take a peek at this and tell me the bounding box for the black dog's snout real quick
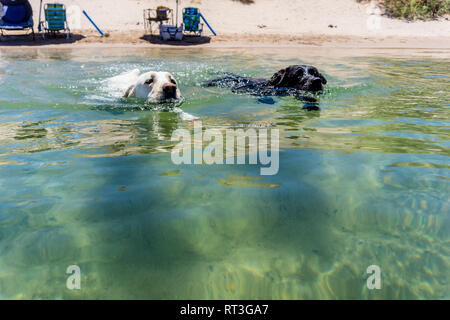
[310,78,324,91]
[163,83,177,98]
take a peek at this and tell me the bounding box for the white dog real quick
[109,69,181,103]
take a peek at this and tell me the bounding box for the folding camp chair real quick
[182,7,203,36]
[143,6,174,35]
[0,0,35,40]
[39,3,70,39]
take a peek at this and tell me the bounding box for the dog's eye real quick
[145,79,153,85]
[295,69,304,77]
[170,79,177,85]
[308,68,317,76]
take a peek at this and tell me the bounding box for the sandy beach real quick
[0,0,447,48]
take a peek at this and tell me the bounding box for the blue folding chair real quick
[182,7,203,36]
[39,3,70,39]
[0,0,35,40]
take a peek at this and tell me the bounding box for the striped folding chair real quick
[182,7,203,36]
[39,3,70,39]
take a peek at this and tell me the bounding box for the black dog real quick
[204,65,327,105]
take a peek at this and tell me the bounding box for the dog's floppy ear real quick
[123,85,136,98]
[269,68,288,87]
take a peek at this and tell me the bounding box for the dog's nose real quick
[163,83,177,98]
[309,78,323,92]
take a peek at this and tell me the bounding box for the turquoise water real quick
[0,48,448,299]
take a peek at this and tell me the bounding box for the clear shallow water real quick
[0,48,448,299]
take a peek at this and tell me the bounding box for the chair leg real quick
[66,22,70,39]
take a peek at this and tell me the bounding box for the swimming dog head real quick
[123,71,181,103]
[268,65,327,92]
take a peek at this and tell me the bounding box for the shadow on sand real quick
[0,33,85,46]
[140,34,211,46]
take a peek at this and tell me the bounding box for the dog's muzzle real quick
[163,83,178,99]
[307,77,324,92]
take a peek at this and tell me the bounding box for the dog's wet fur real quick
[204,65,327,105]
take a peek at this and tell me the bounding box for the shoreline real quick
[1,31,450,50]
